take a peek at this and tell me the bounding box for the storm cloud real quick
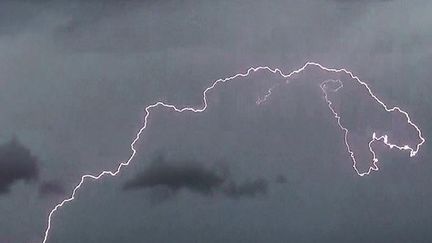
[123,156,226,194]
[123,156,268,200]
[39,179,66,197]
[0,137,39,194]
[0,0,431,242]
[223,178,268,199]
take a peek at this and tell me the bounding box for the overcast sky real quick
[0,0,431,242]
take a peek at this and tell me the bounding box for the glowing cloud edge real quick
[40,61,425,243]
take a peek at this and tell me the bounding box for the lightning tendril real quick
[41,61,425,243]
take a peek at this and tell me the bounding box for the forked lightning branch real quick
[41,61,425,243]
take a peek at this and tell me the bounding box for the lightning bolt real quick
[41,61,425,243]
[319,78,423,176]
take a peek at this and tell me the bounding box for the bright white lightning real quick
[41,61,425,243]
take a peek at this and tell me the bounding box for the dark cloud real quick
[123,156,268,200]
[39,179,65,197]
[223,179,268,199]
[0,137,39,194]
[123,156,226,195]
[275,174,287,184]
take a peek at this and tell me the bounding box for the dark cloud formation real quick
[39,179,65,197]
[0,0,430,242]
[223,178,267,199]
[0,137,39,194]
[275,174,287,184]
[123,156,268,200]
[123,156,226,194]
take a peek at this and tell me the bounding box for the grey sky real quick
[0,0,431,242]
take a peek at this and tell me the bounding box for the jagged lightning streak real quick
[41,61,425,243]
[320,79,390,176]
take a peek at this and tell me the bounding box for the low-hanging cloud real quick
[39,179,66,197]
[0,137,39,194]
[223,179,268,199]
[123,156,268,200]
[123,156,226,195]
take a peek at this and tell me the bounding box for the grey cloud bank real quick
[0,138,38,194]
[123,155,268,200]
[0,0,431,242]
